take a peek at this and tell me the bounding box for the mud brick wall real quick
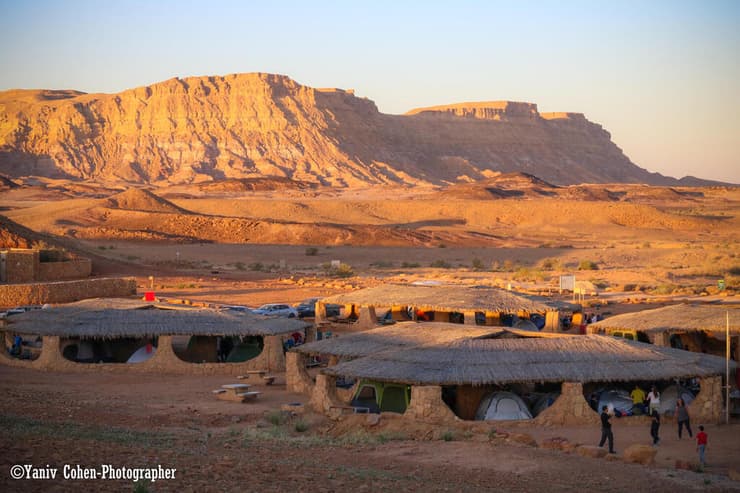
[38,259,92,281]
[0,277,137,308]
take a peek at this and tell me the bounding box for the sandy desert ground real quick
[1,179,739,491]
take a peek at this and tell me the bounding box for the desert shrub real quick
[512,267,545,282]
[370,260,394,268]
[578,260,599,270]
[266,411,287,426]
[441,430,455,442]
[430,260,452,269]
[503,259,516,271]
[539,257,560,270]
[97,245,107,250]
[652,284,678,295]
[437,243,447,248]
[305,247,319,256]
[133,483,151,493]
[248,262,264,271]
[491,260,502,271]
[729,266,740,276]
[471,258,484,271]
[294,420,309,433]
[401,261,420,268]
[233,262,246,271]
[322,263,354,278]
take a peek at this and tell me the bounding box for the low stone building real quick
[1,298,308,374]
[314,284,576,333]
[290,324,734,425]
[0,248,92,283]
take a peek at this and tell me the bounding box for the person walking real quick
[696,425,708,468]
[646,386,661,414]
[676,397,693,439]
[650,410,661,446]
[598,405,615,453]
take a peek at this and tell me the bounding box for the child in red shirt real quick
[696,425,708,468]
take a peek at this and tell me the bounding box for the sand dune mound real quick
[101,189,189,214]
[438,172,560,199]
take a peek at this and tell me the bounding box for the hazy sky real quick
[1,0,738,183]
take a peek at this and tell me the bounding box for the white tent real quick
[126,344,156,364]
[475,391,533,420]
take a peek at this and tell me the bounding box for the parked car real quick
[295,298,341,318]
[251,303,298,318]
[295,298,321,318]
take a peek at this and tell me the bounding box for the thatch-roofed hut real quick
[1,298,308,374]
[294,325,734,426]
[588,304,740,360]
[322,335,731,386]
[315,284,575,331]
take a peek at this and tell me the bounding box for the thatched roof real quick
[2,298,308,338]
[590,304,740,336]
[322,334,735,386]
[320,284,574,313]
[294,322,504,358]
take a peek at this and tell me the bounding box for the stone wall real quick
[2,250,38,283]
[404,385,458,423]
[0,277,136,308]
[38,259,92,281]
[286,351,315,394]
[308,374,346,413]
[534,382,600,426]
[0,334,286,374]
[691,375,724,424]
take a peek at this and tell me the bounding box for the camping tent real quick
[126,344,156,363]
[597,389,634,416]
[658,385,695,416]
[475,391,533,420]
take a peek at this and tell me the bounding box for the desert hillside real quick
[0,73,695,187]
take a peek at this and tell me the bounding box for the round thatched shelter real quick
[315,284,576,331]
[588,304,740,360]
[290,323,734,425]
[1,298,309,374]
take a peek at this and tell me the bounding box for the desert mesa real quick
[0,72,725,188]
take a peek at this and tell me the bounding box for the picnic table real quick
[213,383,261,402]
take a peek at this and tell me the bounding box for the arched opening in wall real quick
[348,380,411,414]
[173,335,264,363]
[2,332,42,361]
[443,383,556,421]
[60,337,157,363]
[583,379,699,418]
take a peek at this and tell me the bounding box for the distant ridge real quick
[0,73,722,187]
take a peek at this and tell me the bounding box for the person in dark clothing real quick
[598,405,615,453]
[676,397,693,439]
[650,410,661,446]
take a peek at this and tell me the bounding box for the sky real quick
[1,0,738,183]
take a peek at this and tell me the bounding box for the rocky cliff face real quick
[0,73,676,186]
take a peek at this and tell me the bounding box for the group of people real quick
[600,385,708,468]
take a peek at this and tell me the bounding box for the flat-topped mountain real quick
[0,73,701,187]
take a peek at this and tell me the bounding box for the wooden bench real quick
[329,405,370,415]
[262,375,276,385]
